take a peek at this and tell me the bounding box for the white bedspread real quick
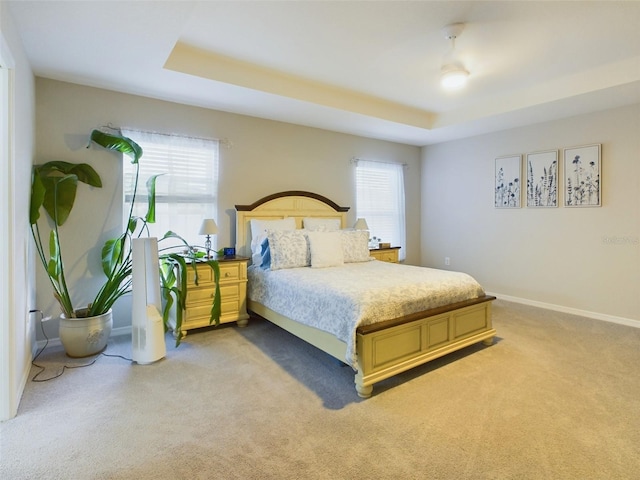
[248,261,485,368]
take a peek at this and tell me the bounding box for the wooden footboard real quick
[248,295,496,398]
[354,295,496,397]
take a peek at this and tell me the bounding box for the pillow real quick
[267,230,310,270]
[341,230,372,263]
[250,217,296,263]
[306,231,344,268]
[258,237,271,269]
[303,217,341,232]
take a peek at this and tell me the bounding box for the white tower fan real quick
[131,237,166,364]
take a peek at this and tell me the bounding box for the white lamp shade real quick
[354,218,369,230]
[199,218,218,235]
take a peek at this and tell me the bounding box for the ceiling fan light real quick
[440,64,469,90]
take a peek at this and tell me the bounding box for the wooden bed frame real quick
[236,191,496,398]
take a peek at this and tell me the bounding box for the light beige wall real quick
[422,104,640,322]
[35,78,421,333]
[1,2,36,419]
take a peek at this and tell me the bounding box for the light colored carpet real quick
[1,300,639,479]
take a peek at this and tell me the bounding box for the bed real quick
[235,191,496,397]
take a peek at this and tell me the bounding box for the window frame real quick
[121,129,220,250]
[355,159,406,261]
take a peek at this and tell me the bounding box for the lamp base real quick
[205,235,212,258]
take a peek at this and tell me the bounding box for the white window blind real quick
[121,129,219,249]
[355,159,406,260]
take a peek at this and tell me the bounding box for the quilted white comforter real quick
[248,261,485,368]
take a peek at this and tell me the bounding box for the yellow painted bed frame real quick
[236,191,496,398]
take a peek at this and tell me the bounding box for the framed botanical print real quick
[526,150,558,207]
[564,144,601,207]
[495,155,521,208]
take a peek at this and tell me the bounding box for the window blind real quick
[122,129,219,249]
[355,159,406,260]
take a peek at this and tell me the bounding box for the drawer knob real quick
[225,272,231,277]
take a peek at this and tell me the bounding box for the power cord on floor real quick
[101,352,133,361]
[29,309,132,382]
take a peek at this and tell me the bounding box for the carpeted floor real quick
[1,300,639,479]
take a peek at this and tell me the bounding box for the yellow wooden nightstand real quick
[369,246,400,263]
[171,256,249,337]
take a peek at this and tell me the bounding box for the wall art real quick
[495,155,521,208]
[526,150,558,207]
[564,144,601,207]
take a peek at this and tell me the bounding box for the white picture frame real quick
[495,155,522,208]
[526,150,558,207]
[564,144,601,207]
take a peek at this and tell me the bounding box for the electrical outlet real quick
[444,257,450,266]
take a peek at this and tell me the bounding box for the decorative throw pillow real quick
[250,217,296,264]
[306,231,344,268]
[341,230,371,263]
[259,238,271,269]
[267,230,310,270]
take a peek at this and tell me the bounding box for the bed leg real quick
[482,336,494,346]
[355,382,373,399]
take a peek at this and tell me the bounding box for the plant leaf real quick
[204,259,221,326]
[47,230,61,278]
[128,217,138,234]
[44,174,78,226]
[35,161,102,188]
[144,174,163,224]
[68,163,102,188]
[160,259,177,287]
[31,162,102,227]
[90,129,143,164]
[101,237,123,276]
[30,172,45,224]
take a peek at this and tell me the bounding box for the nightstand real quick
[171,256,249,337]
[369,246,400,263]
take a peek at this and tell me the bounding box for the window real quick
[121,129,219,249]
[355,159,406,260]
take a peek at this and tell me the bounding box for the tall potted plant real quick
[30,128,221,357]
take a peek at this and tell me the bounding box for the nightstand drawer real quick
[370,247,400,263]
[220,262,241,282]
[186,285,238,305]
[378,252,397,262]
[184,298,240,322]
[186,287,215,303]
[186,265,214,286]
[220,298,241,318]
[186,263,241,287]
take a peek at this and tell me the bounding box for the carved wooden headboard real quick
[235,191,350,260]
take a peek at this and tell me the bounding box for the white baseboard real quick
[34,325,132,352]
[487,292,640,329]
[34,297,639,351]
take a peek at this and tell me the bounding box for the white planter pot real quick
[59,309,113,358]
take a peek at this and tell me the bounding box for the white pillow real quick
[267,230,310,270]
[341,230,372,263]
[250,217,296,263]
[303,217,341,232]
[306,231,344,268]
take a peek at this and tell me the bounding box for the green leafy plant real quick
[29,128,220,344]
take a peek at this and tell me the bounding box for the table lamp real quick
[354,218,369,231]
[199,218,218,258]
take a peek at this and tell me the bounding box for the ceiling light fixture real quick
[440,23,469,90]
